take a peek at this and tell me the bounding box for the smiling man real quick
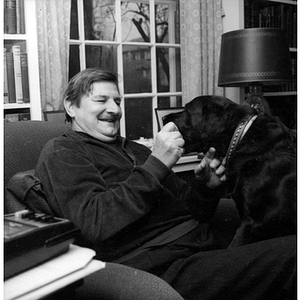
[35,68,295,300]
[64,79,122,142]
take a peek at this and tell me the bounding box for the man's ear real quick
[64,98,75,118]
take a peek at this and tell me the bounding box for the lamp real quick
[218,28,292,115]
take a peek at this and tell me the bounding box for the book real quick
[11,45,23,104]
[4,48,9,104]
[20,53,30,102]
[4,0,17,34]
[4,245,102,300]
[4,112,30,122]
[18,0,25,34]
[3,0,7,33]
[19,112,31,121]
[4,112,31,122]
[15,0,21,34]
[5,113,19,122]
[5,51,16,103]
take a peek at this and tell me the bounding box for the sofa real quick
[4,120,240,299]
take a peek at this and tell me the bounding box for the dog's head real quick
[163,96,256,156]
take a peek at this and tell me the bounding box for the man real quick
[35,69,295,299]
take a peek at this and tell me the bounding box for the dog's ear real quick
[184,97,206,130]
[162,111,186,127]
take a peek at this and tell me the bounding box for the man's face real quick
[70,81,122,142]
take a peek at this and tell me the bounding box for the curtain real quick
[35,0,71,111]
[180,0,224,104]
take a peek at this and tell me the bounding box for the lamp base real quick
[243,83,271,115]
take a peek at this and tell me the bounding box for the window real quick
[69,0,181,140]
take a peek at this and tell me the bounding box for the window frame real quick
[69,0,182,138]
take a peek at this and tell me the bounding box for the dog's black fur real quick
[163,96,296,247]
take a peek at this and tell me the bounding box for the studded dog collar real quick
[223,114,258,167]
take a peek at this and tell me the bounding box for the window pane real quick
[123,45,152,93]
[70,0,79,39]
[125,98,153,139]
[86,45,118,73]
[121,1,150,42]
[69,45,80,80]
[155,0,180,44]
[155,3,169,43]
[158,96,182,108]
[174,0,180,44]
[157,47,181,93]
[84,0,116,41]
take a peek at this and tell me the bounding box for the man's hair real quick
[63,68,120,123]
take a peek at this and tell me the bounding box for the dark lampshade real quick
[218,28,292,87]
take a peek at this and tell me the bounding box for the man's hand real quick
[194,147,226,188]
[152,122,185,169]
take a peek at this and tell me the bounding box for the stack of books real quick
[4,112,30,122]
[4,45,30,104]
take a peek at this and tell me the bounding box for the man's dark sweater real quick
[35,130,221,261]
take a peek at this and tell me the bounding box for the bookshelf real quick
[3,0,42,121]
[244,0,297,129]
[222,0,297,129]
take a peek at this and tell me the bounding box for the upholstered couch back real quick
[4,121,70,213]
[4,121,69,187]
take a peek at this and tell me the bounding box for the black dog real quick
[163,95,296,247]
